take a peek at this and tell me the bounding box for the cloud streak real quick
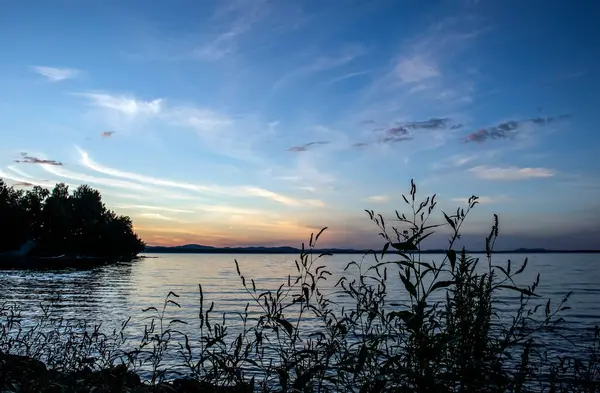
[76,93,163,117]
[287,141,330,152]
[191,0,269,61]
[31,66,80,82]
[367,195,389,203]
[242,186,324,207]
[469,166,554,180]
[116,205,194,214]
[15,153,63,166]
[355,117,460,147]
[395,56,440,84]
[0,169,55,188]
[465,114,571,143]
[139,213,175,221]
[273,45,368,89]
[77,147,325,207]
[77,146,218,193]
[401,117,451,130]
[40,164,159,193]
[451,195,512,205]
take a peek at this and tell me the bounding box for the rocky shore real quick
[0,353,252,393]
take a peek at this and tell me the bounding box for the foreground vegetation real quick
[0,179,145,259]
[1,180,599,392]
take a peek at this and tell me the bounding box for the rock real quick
[56,364,143,392]
[0,353,50,391]
[171,378,203,392]
[0,353,253,393]
[0,353,48,379]
[169,378,254,393]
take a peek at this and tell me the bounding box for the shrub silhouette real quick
[0,179,145,259]
[0,180,598,392]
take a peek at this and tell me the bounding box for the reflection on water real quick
[1,253,599,365]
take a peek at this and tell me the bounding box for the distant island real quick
[145,244,600,254]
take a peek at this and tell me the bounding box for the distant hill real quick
[143,244,600,254]
[144,244,366,254]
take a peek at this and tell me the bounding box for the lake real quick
[1,252,599,376]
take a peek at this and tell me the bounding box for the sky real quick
[0,0,599,250]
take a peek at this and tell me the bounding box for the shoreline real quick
[143,249,600,255]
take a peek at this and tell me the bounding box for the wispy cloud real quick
[380,135,414,144]
[78,146,219,193]
[139,213,175,221]
[450,154,477,167]
[465,114,571,143]
[287,141,330,152]
[14,152,63,166]
[194,204,265,216]
[328,71,370,85]
[191,0,270,61]
[116,205,194,214]
[273,152,337,194]
[40,163,158,193]
[401,117,452,130]
[75,92,262,163]
[77,147,324,207]
[242,186,325,207]
[469,165,554,180]
[6,165,40,180]
[450,195,512,204]
[356,15,488,122]
[0,168,56,188]
[31,66,80,82]
[164,106,233,132]
[355,117,460,148]
[309,46,368,72]
[273,45,368,89]
[78,92,233,133]
[12,181,35,187]
[395,56,440,84]
[76,92,163,117]
[367,195,389,203]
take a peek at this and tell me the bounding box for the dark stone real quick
[0,352,48,380]
[169,378,253,393]
[0,353,253,393]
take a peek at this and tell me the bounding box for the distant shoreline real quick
[144,247,600,255]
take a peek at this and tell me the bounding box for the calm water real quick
[1,252,599,371]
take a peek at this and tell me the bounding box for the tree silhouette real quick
[0,179,145,260]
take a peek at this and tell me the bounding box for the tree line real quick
[0,179,145,259]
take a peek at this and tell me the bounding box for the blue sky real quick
[1,0,599,249]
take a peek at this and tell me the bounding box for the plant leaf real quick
[497,285,540,297]
[391,241,418,252]
[381,242,390,258]
[446,249,456,272]
[400,274,417,298]
[274,317,295,337]
[443,212,456,231]
[388,310,414,324]
[429,280,455,293]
